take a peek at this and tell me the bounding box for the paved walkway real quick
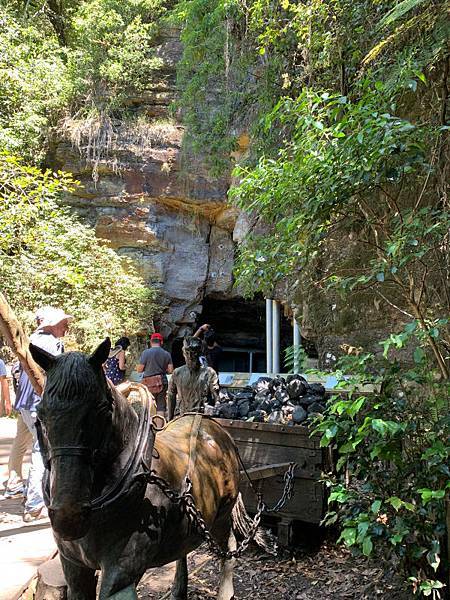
[0,417,56,600]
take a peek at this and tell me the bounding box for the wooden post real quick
[0,291,44,395]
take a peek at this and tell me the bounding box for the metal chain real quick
[261,462,297,513]
[145,462,296,559]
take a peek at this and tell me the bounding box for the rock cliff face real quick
[55,30,240,339]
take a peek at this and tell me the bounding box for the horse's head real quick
[31,338,112,540]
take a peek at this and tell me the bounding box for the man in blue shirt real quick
[16,307,73,522]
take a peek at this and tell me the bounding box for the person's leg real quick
[155,384,168,417]
[7,412,33,482]
[20,409,46,520]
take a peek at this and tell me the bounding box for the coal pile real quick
[204,375,327,426]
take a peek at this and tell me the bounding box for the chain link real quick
[145,462,296,559]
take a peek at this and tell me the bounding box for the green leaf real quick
[388,496,403,511]
[413,347,425,364]
[371,500,382,513]
[417,488,446,505]
[362,536,373,556]
[338,527,356,546]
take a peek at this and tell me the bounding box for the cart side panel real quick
[240,476,325,524]
[215,418,327,524]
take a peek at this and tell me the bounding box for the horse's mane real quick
[44,352,112,413]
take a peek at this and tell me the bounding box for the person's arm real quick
[166,374,177,421]
[0,375,11,416]
[136,350,146,373]
[193,324,210,338]
[118,350,126,371]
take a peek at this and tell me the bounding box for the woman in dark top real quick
[104,337,130,385]
[194,324,223,373]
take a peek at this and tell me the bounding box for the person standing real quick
[2,309,45,499]
[0,357,11,417]
[194,323,223,374]
[136,333,173,416]
[104,337,130,385]
[18,307,72,522]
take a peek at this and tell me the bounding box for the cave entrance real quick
[172,294,303,373]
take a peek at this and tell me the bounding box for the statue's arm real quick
[167,374,177,421]
[209,369,220,403]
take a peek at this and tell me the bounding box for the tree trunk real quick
[0,291,44,395]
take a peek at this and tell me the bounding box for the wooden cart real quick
[215,418,329,546]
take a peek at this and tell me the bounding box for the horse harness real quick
[38,382,155,513]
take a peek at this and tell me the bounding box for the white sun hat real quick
[37,307,74,328]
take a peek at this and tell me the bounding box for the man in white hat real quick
[17,306,73,521]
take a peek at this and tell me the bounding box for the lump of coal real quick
[218,389,231,402]
[237,401,250,418]
[234,390,254,402]
[254,389,270,402]
[269,377,286,392]
[267,410,284,424]
[258,399,273,413]
[282,403,295,419]
[275,388,290,404]
[307,401,325,415]
[218,403,238,419]
[271,398,282,410]
[308,383,326,398]
[287,378,307,399]
[292,406,307,424]
[286,374,307,384]
[247,410,265,422]
[253,377,272,393]
[299,394,318,407]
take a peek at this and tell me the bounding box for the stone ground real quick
[0,416,410,600]
[0,417,56,600]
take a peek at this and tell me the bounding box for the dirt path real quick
[137,542,410,599]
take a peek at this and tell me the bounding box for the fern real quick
[377,0,429,29]
[363,3,448,66]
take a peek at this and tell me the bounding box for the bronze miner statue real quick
[29,338,256,600]
[167,336,219,420]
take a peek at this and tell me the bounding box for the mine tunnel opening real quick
[172,294,317,372]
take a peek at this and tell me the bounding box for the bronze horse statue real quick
[30,338,257,600]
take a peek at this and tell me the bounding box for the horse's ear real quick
[89,338,111,370]
[30,343,56,372]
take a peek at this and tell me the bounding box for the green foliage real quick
[232,85,432,288]
[0,1,169,162]
[314,327,449,596]
[66,0,166,111]
[364,0,449,68]
[172,0,265,174]
[0,152,156,350]
[0,7,66,162]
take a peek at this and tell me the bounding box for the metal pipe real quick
[265,299,273,374]
[293,318,301,373]
[272,300,280,374]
